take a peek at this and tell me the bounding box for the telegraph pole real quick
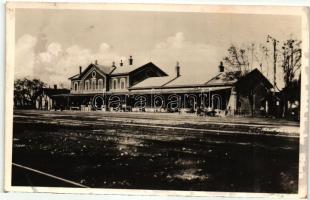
[282,39,296,87]
[249,43,255,71]
[288,39,295,85]
[261,45,269,77]
[267,35,279,90]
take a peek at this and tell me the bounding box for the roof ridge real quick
[68,74,79,80]
[204,72,222,85]
[109,66,117,75]
[161,75,180,87]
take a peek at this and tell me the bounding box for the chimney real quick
[219,61,224,72]
[95,60,98,65]
[120,60,123,66]
[112,61,116,68]
[54,84,57,89]
[176,62,180,77]
[79,66,82,75]
[129,55,133,65]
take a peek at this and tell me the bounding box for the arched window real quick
[80,81,84,91]
[98,79,103,90]
[120,78,126,89]
[85,80,90,90]
[92,79,96,90]
[74,82,78,91]
[102,77,105,89]
[113,79,118,90]
[92,71,96,78]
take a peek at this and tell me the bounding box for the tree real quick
[281,39,302,88]
[14,78,46,108]
[222,44,269,79]
[280,39,302,117]
[223,45,250,78]
[221,37,302,119]
[222,45,257,116]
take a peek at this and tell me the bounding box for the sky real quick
[15,9,301,88]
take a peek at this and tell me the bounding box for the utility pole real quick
[280,39,294,118]
[288,39,295,85]
[282,39,296,87]
[261,45,269,76]
[267,35,279,90]
[249,43,255,71]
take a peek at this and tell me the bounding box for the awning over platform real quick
[52,86,232,98]
[105,86,232,95]
[52,93,99,97]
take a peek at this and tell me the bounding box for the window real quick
[74,82,78,91]
[120,78,126,89]
[80,81,83,90]
[85,80,90,90]
[92,71,96,78]
[102,77,105,89]
[113,79,118,90]
[92,79,96,90]
[98,79,103,90]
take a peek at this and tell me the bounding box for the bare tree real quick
[280,39,302,117]
[223,45,250,77]
[222,37,302,119]
[222,44,260,116]
[281,39,302,88]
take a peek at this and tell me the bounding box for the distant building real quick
[52,56,273,116]
[35,85,70,110]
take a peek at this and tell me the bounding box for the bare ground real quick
[12,110,299,193]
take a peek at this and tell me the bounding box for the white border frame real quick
[4,2,309,199]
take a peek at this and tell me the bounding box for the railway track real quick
[11,110,300,192]
[14,110,300,127]
[12,163,89,188]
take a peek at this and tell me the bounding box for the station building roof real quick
[129,68,272,93]
[110,64,141,75]
[130,76,175,89]
[69,61,167,79]
[130,71,237,90]
[69,63,115,80]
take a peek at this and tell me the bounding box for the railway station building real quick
[52,56,274,116]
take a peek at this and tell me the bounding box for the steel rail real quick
[12,162,89,188]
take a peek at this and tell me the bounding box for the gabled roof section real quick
[68,63,115,80]
[205,71,239,86]
[111,64,141,75]
[68,74,80,80]
[236,68,273,94]
[69,61,167,80]
[95,64,115,75]
[111,62,168,76]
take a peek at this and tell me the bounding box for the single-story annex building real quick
[35,86,70,110]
